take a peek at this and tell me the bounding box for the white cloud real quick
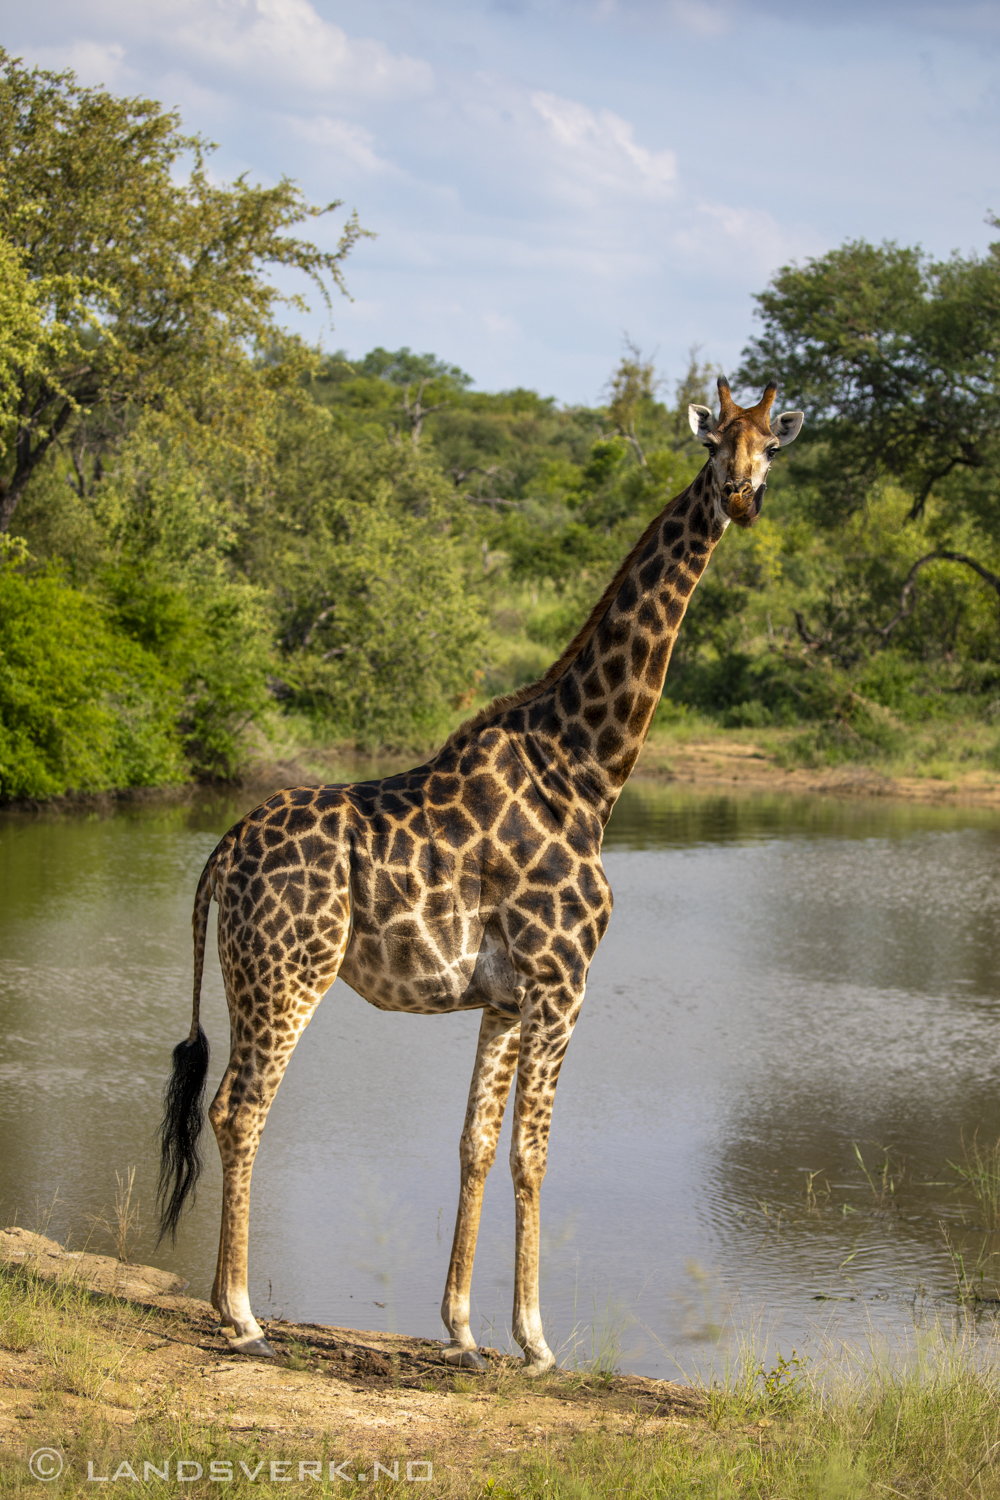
[665,1,732,36]
[530,90,677,202]
[483,311,520,335]
[287,116,394,175]
[672,201,824,278]
[28,40,127,86]
[146,0,434,100]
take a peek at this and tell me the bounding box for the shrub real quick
[102,565,272,779]
[0,564,184,799]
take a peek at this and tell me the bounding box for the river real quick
[3,778,1000,1378]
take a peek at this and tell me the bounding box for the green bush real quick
[102,565,272,779]
[0,565,184,799]
[665,648,906,760]
[259,419,486,747]
[276,499,484,747]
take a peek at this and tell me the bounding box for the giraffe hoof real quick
[228,1334,277,1358]
[442,1346,488,1371]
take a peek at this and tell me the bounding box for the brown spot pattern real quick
[183,403,785,1373]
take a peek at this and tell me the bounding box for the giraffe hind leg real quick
[210,903,351,1354]
[509,982,584,1373]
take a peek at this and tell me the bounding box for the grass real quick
[0,1262,155,1404]
[953,1131,1000,1234]
[494,1329,1000,1500]
[937,1132,1000,1306]
[9,1262,1000,1497]
[84,1166,144,1264]
[851,1140,903,1210]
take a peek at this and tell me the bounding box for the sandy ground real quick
[0,1230,704,1480]
[631,737,1000,808]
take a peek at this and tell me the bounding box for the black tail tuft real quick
[157,1026,210,1245]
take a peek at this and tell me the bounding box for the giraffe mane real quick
[444,484,690,746]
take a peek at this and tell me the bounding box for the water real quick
[3,779,1000,1377]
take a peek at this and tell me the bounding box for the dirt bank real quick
[633,736,1000,808]
[0,1229,702,1487]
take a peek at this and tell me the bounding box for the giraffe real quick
[158,377,804,1370]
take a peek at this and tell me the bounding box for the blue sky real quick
[7,0,1000,402]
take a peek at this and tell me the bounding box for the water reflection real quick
[2,779,1000,1375]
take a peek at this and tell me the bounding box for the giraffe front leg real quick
[510,984,583,1374]
[441,1007,521,1369]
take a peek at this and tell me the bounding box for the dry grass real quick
[6,1262,1000,1497]
[84,1167,144,1265]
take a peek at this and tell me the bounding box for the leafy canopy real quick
[0,48,369,530]
[247,409,485,747]
[737,234,1000,522]
[351,346,473,390]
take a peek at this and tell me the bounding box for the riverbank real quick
[634,732,1000,808]
[0,1229,702,1495]
[4,1231,1000,1497]
[254,727,1000,812]
[5,724,1000,820]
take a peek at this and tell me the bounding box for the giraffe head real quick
[687,376,804,529]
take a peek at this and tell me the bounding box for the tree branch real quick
[400,380,448,448]
[880,548,1000,638]
[0,396,78,532]
[907,458,962,521]
[876,551,941,638]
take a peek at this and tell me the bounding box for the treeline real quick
[3,54,1000,800]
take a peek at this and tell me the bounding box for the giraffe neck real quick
[518,466,726,824]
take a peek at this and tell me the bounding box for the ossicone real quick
[717,374,736,423]
[748,379,779,429]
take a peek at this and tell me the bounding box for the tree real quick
[247,410,486,746]
[0,50,369,531]
[350,347,473,448]
[0,231,61,425]
[352,346,473,389]
[605,337,657,466]
[736,234,1000,521]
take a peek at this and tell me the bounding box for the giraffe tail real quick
[157,860,214,1245]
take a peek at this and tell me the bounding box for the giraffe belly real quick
[338,924,522,1018]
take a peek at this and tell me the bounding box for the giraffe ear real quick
[688,404,716,443]
[771,410,804,445]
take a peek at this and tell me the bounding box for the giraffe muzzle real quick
[724,482,765,528]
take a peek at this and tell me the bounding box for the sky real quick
[5,0,1000,404]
